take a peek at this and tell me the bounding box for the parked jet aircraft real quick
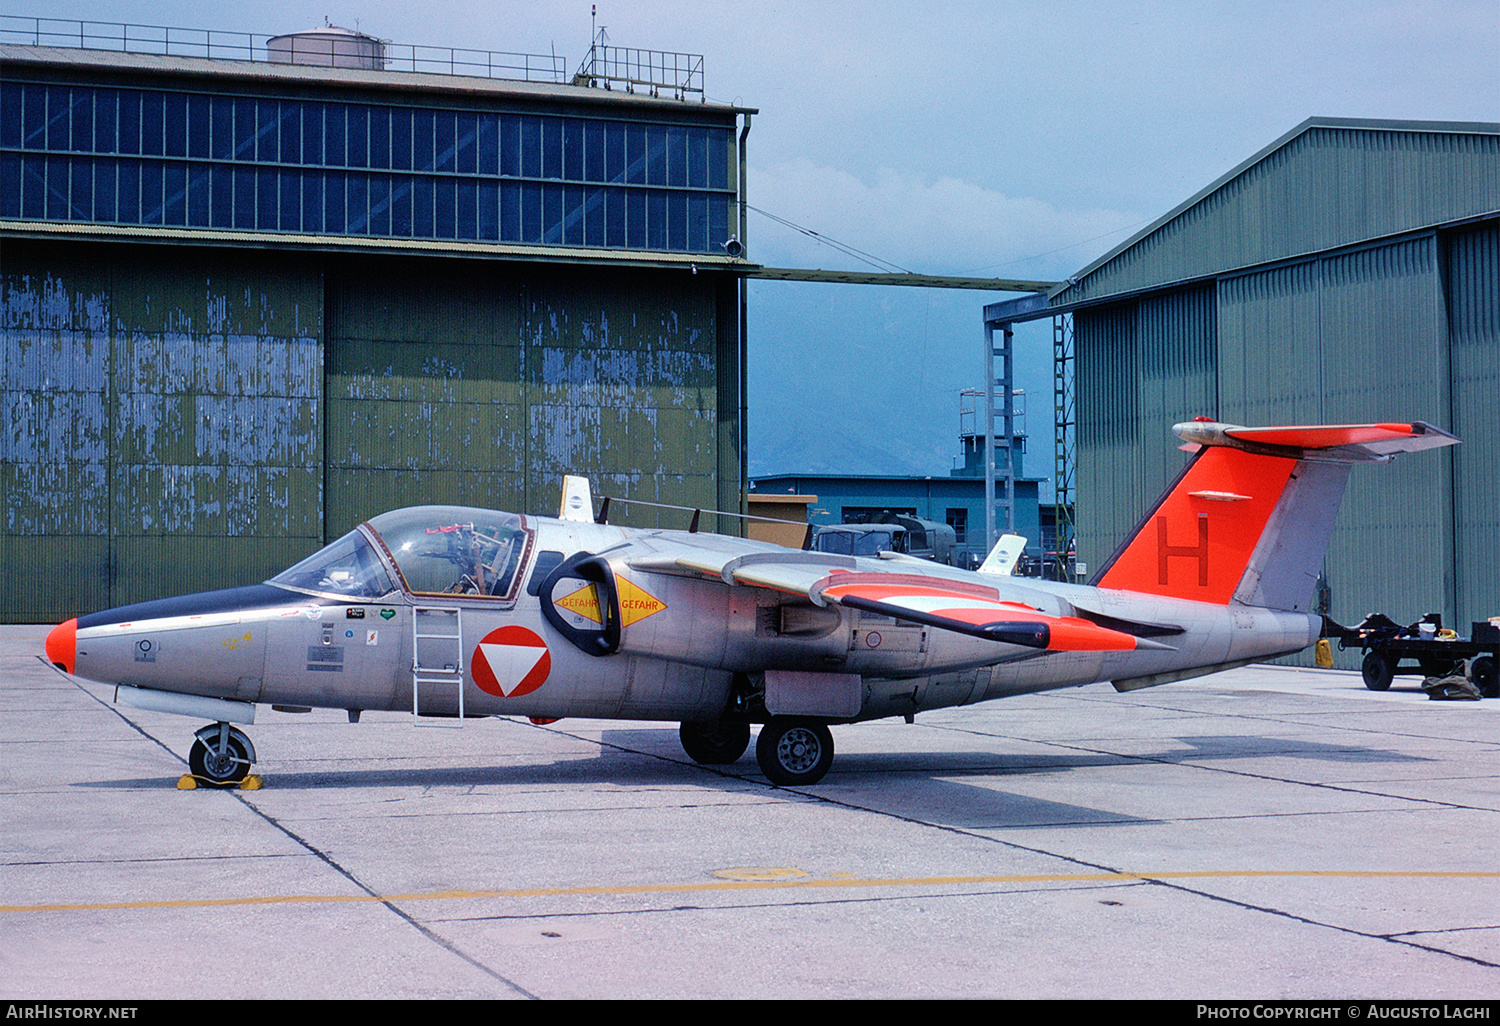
[45,420,1457,787]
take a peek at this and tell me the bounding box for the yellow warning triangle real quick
[555,576,667,628]
[617,575,667,626]
[556,583,602,623]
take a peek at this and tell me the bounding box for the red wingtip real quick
[46,618,77,674]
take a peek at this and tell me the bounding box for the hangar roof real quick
[989,118,1500,323]
[0,42,755,118]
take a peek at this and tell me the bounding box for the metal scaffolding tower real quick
[982,321,1016,552]
[1052,313,1076,581]
[980,292,1056,558]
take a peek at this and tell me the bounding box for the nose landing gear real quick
[189,723,257,788]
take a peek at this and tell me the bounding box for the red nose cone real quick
[46,618,77,674]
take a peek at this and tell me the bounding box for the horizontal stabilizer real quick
[1174,420,1459,462]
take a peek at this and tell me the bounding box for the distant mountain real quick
[749,418,957,479]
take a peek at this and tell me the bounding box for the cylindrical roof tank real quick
[267,26,386,69]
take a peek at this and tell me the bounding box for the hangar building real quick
[987,118,1500,648]
[0,22,752,623]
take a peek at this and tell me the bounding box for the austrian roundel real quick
[471,626,551,698]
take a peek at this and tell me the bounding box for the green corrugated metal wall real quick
[323,258,723,536]
[1,242,112,619]
[1,240,324,621]
[1061,124,1500,306]
[1218,233,1465,631]
[1,239,734,622]
[1065,122,1499,664]
[1447,222,1500,634]
[1076,221,1499,654]
[1219,262,1323,424]
[324,258,527,533]
[1315,237,1453,629]
[1075,285,1216,572]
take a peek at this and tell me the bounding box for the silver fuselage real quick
[67,511,1319,726]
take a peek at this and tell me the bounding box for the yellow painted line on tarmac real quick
[4,868,1499,915]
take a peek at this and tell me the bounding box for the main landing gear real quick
[678,717,836,786]
[755,717,834,786]
[679,720,752,764]
[189,722,256,788]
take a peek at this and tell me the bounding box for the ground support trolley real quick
[1326,614,1500,697]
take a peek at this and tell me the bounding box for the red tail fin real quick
[1093,421,1458,609]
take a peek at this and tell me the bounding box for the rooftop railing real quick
[574,44,704,101]
[0,15,569,84]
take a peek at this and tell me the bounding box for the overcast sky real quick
[22,0,1500,480]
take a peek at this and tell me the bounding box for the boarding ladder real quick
[412,606,464,727]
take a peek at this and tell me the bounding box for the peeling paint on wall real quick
[4,248,732,620]
[323,264,724,534]
[1,248,326,618]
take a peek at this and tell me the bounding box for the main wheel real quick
[755,718,834,786]
[189,732,252,788]
[1470,656,1499,699]
[679,720,751,764]
[1362,650,1394,691]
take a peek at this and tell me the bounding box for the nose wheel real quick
[189,723,256,788]
[756,717,834,786]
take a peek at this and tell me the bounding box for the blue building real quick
[750,429,1047,568]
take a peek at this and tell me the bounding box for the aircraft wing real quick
[626,544,1153,652]
[628,547,856,595]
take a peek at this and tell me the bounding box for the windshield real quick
[367,506,531,599]
[814,528,900,557]
[270,529,397,599]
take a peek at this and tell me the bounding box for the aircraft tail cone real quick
[45,618,76,674]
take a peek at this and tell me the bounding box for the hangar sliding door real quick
[1073,285,1216,571]
[324,258,528,535]
[0,241,324,621]
[1217,235,1453,631]
[1446,222,1500,632]
[323,257,723,539]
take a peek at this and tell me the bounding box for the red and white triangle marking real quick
[472,626,551,698]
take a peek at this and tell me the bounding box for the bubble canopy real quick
[270,529,395,599]
[270,506,532,600]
